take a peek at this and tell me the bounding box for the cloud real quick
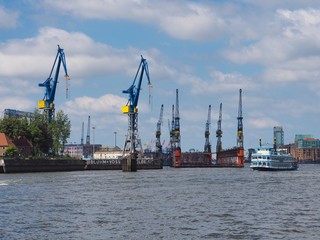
[0,6,19,29]
[0,97,35,114]
[159,3,226,41]
[0,27,134,78]
[63,94,126,116]
[40,0,229,41]
[174,70,255,95]
[247,117,280,129]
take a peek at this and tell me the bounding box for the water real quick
[1,164,320,240]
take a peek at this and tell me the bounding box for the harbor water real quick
[1,164,320,240]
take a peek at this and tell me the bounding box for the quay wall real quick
[0,159,86,173]
[0,157,163,173]
[86,158,163,170]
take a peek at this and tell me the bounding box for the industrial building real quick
[63,143,102,159]
[292,134,320,162]
[93,146,123,159]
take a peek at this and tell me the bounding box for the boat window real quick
[267,156,269,159]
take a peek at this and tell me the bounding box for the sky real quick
[1,0,320,152]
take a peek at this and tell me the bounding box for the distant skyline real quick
[1,0,320,151]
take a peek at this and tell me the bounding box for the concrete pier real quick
[122,155,137,172]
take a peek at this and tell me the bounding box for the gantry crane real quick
[237,89,244,165]
[237,89,243,149]
[38,45,70,122]
[86,115,91,145]
[216,103,223,153]
[172,89,181,167]
[204,105,212,153]
[122,55,152,171]
[170,104,175,148]
[155,104,164,153]
[168,118,172,149]
[81,122,84,145]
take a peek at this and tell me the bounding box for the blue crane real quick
[38,45,70,122]
[122,55,152,114]
[122,55,152,171]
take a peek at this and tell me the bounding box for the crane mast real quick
[122,55,152,171]
[38,45,70,122]
[81,121,84,145]
[237,89,243,149]
[237,89,244,166]
[86,115,91,145]
[155,104,164,153]
[204,105,212,153]
[173,89,181,148]
[216,103,223,153]
[172,89,181,167]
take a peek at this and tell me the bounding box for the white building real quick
[93,146,129,159]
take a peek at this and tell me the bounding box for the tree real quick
[29,111,53,156]
[50,110,71,155]
[0,116,29,139]
[5,146,19,157]
[0,110,71,157]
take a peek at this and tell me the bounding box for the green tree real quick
[50,110,71,155]
[5,146,19,157]
[0,116,29,139]
[0,110,71,157]
[29,111,52,156]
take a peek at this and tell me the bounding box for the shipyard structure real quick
[162,88,244,168]
[1,45,245,172]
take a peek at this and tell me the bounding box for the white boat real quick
[250,145,298,171]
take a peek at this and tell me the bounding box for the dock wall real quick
[86,158,163,170]
[0,159,86,173]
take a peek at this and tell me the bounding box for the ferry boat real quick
[250,145,298,171]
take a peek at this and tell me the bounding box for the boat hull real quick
[250,161,298,171]
[251,165,298,171]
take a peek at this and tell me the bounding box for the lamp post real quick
[114,131,117,148]
[92,126,95,158]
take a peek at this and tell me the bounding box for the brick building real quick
[292,134,320,162]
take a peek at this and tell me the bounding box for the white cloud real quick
[63,94,127,116]
[40,0,229,41]
[247,117,280,129]
[174,70,255,95]
[0,6,19,29]
[0,97,35,114]
[159,3,226,41]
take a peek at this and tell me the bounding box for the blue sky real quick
[1,0,320,152]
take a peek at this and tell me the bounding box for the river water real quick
[1,164,320,240]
